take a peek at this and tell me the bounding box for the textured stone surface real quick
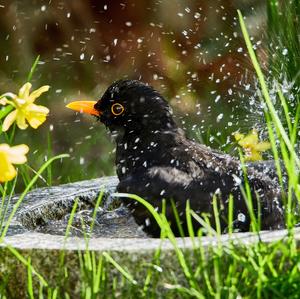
[2,228,299,251]
[0,229,299,298]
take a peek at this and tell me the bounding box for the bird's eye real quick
[111,103,125,116]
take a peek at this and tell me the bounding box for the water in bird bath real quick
[4,176,146,238]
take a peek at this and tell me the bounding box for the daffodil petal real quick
[15,97,27,106]
[27,115,47,129]
[238,130,259,147]
[29,85,50,102]
[18,82,32,99]
[27,103,49,114]
[2,110,17,132]
[0,151,17,182]
[0,144,10,152]
[6,144,29,164]
[16,111,28,130]
[255,142,271,152]
[238,137,257,147]
[245,150,262,161]
[25,104,49,129]
[233,132,244,141]
[1,92,17,100]
[0,97,8,105]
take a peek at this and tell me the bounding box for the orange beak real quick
[66,101,100,116]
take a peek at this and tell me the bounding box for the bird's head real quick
[66,80,177,134]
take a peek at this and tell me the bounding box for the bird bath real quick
[0,177,299,298]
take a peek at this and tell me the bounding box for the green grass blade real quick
[27,257,34,299]
[64,198,79,239]
[185,200,195,239]
[27,55,40,81]
[89,189,104,236]
[227,194,234,235]
[102,252,137,285]
[170,199,185,238]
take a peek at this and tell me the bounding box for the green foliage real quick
[267,0,300,117]
[267,0,300,85]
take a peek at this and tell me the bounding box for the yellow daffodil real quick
[234,129,271,161]
[0,143,29,182]
[0,82,50,131]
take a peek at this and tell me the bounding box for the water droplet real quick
[194,12,201,19]
[216,113,223,122]
[215,95,221,103]
[237,213,246,222]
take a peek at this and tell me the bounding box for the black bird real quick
[66,79,285,236]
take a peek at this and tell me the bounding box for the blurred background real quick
[0,0,273,186]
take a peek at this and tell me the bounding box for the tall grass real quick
[267,0,300,92]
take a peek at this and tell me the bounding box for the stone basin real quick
[1,228,299,298]
[1,176,299,297]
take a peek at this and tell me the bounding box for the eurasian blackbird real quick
[67,79,285,236]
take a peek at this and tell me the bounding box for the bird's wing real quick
[116,164,238,235]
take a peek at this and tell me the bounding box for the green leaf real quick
[0,105,13,121]
[27,55,40,82]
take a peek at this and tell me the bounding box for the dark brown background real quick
[0,0,266,184]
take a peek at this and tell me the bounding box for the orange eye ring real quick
[111,103,125,116]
